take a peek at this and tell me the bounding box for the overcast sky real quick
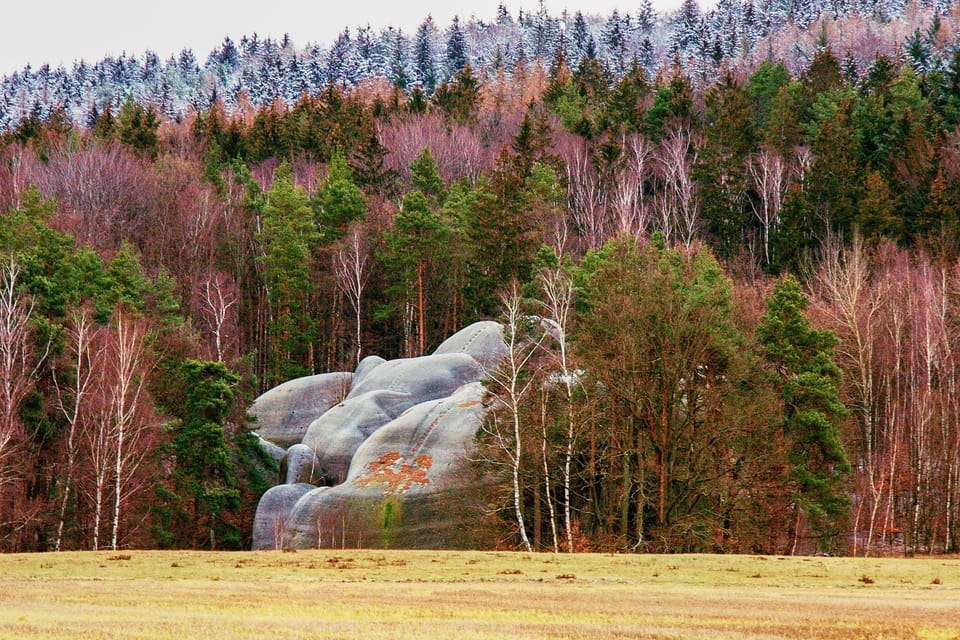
[1,0,698,75]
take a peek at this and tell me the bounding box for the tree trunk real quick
[417,261,425,355]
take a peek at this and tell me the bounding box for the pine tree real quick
[410,148,446,204]
[116,97,160,159]
[527,0,558,61]
[757,276,851,551]
[381,191,450,355]
[636,0,656,33]
[317,153,368,242]
[671,0,702,54]
[432,65,481,125]
[572,12,590,61]
[386,28,411,90]
[260,161,320,384]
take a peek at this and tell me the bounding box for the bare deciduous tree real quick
[539,266,579,552]
[482,284,547,552]
[748,147,790,267]
[565,141,608,251]
[37,141,153,250]
[0,259,44,513]
[108,308,152,551]
[378,113,488,186]
[611,133,653,239]
[656,127,700,248]
[333,225,370,365]
[81,308,156,550]
[196,270,239,362]
[52,305,103,551]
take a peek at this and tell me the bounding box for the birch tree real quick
[539,263,578,552]
[196,270,238,362]
[482,284,547,552]
[333,225,370,365]
[748,147,790,267]
[656,127,700,248]
[108,308,152,551]
[0,259,44,535]
[52,306,103,551]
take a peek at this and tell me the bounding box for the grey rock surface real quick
[352,355,386,388]
[251,321,505,550]
[250,372,352,449]
[432,320,508,372]
[251,483,316,550]
[301,352,484,481]
[282,443,327,485]
[284,382,487,549]
[256,435,286,462]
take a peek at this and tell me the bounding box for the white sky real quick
[0,0,699,75]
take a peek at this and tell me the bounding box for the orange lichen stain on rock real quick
[457,400,480,408]
[355,452,433,494]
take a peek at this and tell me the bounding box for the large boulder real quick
[281,443,327,485]
[301,352,483,481]
[249,372,352,449]
[251,322,504,550]
[432,320,507,371]
[283,382,488,548]
[251,483,316,550]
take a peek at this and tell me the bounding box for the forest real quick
[2,0,960,555]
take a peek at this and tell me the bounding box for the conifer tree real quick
[260,161,319,384]
[165,360,243,549]
[410,147,446,205]
[757,276,851,551]
[414,17,438,93]
[317,153,368,242]
[445,16,468,79]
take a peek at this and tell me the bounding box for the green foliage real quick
[807,88,862,237]
[698,73,755,258]
[573,236,770,549]
[316,152,367,242]
[116,97,160,159]
[410,148,446,205]
[260,161,320,384]
[349,129,397,196]
[164,360,244,549]
[456,155,558,319]
[379,190,451,352]
[644,73,695,139]
[757,276,850,547]
[747,60,791,133]
[432,65,481,125]
[602,60,650,134]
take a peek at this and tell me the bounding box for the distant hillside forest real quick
[2,0,960,555]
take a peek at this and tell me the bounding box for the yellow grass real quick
[0,550,958,639]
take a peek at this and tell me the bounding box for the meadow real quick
[0,550,958,639]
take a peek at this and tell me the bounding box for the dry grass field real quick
[0,550,958,639]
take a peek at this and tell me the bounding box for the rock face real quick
[251,321,505,550]
[249,372,352,449]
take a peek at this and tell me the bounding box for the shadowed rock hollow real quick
[251,321,505,550]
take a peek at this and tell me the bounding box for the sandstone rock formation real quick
[251,321,505,550]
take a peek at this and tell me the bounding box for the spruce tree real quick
[166,360,243,549]
[414,17,438,93]
[446,16,469,78]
